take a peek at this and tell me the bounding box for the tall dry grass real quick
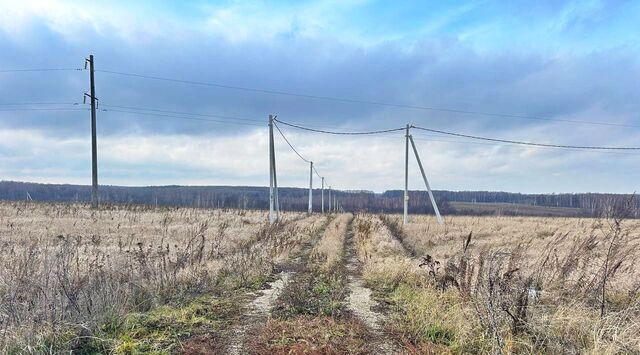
[0,201,322,353]
[310,213,352,269]
[381,201,640,353]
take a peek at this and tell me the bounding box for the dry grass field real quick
[375,212,640,353]
[1,201,639,354]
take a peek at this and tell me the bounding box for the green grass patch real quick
[51,295,241,355]
[113,296,238,354]
[273,269,348,319]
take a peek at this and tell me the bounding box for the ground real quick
[1,201,638,354]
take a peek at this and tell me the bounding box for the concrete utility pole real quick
[328,186,332,213]
[333,194,336,213]
[308,161,313,214]
[403,124,410,224]
[86,55,99,208]
[321,177,325,214]
[409,135,444,224]
[268,114,279,224]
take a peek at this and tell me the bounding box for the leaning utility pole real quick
[85,55,99,209]
[308,161,313,214]
[268,114,280,224]
[403,124,410,224]
[321,177,325,213]
[409,135,444,224]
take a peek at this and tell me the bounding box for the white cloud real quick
[0,125,637,193]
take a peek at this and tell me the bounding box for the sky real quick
[0,0,638,193]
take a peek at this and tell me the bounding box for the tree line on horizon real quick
[0,180,636,218]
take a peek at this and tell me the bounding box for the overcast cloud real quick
[0,0,638,193]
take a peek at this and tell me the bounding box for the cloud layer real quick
[0,0,638,193]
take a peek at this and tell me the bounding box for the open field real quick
[1,201,639,354]
[449,201,586,217]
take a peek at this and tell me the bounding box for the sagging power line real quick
[274,118,640,151]
[411,126,640,151]
[93,68,639,128]
[270,120,338,221]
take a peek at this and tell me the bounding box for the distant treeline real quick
[0,180,637,218]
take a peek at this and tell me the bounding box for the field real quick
[1,201,639,354]
[449,201,585,217]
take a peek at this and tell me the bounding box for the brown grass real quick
[0,201,323,353]
[368,205,640,354]
[3,200,639,354]
[246,316,372,354]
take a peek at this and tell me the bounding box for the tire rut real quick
[344,218,404,355]
[224,216,334,355]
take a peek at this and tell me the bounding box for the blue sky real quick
[0,0,638,193]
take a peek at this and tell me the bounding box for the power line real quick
[0,108,88,112]
[95,68,638,128]
[272,119,640,151]
[100,108,263,127]
[273,121,325,180]
[0,102,81,106]
[313,165,322,179]
[100,104,263,123]
[275,118,405,135]
[411,125,640,150]
[406,133,639,156]
[273,122,310,163]
[0,68,83,73]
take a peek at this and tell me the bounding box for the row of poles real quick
[267,119,443,225]
[83,55,441,225]
[268,114,341,224]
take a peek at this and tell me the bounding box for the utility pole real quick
[321,177,325,214]
[308,161,313,214]
[85,55,99,209]
[268,114,279,224]
[408,135,444,224]
[333,194,336,213]
[328,186,332,213]
[403,124,410,224]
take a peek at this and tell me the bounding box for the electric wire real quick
[95,68,639,128]
[273,122,310,163]
[406,133,639,156]
[0,108,88,112]
[1,66,637,128]
[100,108,263,127]
[272,119,640,151]
[273,121,326,183]
[411,125,640,150]
[100,104,263,123]
[0,102,81,106]
[0,68,83,73]
[274,118,405,135]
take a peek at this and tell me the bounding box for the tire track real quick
[224,215,334,355]
[345,217,403,354]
